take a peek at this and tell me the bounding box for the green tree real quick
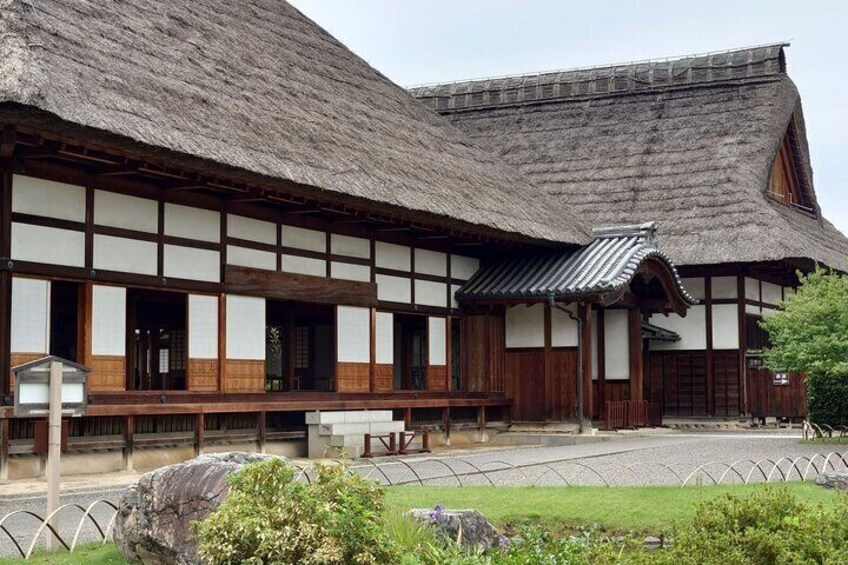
[761,266,848,376]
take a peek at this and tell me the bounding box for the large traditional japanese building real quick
[0,3,838,478]
[411,43,848,421]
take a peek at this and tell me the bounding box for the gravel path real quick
[0,432,842,557]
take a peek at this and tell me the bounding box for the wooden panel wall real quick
[591,381,631,419]
[648,351,708,416]
[713,351,740,417]
[373,364,393,392]
[8,352,44,391]
[336,362,370,392]
[462,312,505,393]
[427,365,448,391]
[505,349,545,421]
[89,355,126,391]
[747,368,807,419]
[188,359,219,392]
[551,349,578,421]
[223,359,264,392]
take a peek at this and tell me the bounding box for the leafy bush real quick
[192,458,398,565]
[627,487,848,565]
[807,372,848,426]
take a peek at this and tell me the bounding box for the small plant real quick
[192,458,398,564]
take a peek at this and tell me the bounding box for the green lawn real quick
[385,481,842,533]
[0,482,841,564]
[799,437,848,445]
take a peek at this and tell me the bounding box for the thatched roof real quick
[0,0,590,246]
[411,44,848,271]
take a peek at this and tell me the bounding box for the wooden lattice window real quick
[295,326,309,370]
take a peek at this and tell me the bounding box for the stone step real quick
[306,410,394,425]
[317,421,405,437]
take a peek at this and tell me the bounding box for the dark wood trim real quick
[94,225,159,243]
[84,185,94,270]
[543,302,552,421]
[123,415,133,470]
[257,411,266,453]
[579,303,593,421]
[628,309,643,402]
[597,307,606,411]
[737,275,748,414]
[226,264,376,307]
[218,293,226,392]
[10,212,85,232]
[279,246,326,262]
[195,413,205,456]
[156,200,164,279]
[369,307,376,392]
[0,169,11,397]
[376,301,451,316]
[226,237,277,254]
[162,235,220,252]
[705,276,715,416]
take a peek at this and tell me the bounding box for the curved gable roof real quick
[0,0,590,246]
[411,45,848,271]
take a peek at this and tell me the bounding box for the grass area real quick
[385,481,842,533]
[0,543,125,565]
[799,437,848,445]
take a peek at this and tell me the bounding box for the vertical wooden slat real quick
[628,309,644,402]
[0,169,11,397]
[580,303,593,421]
[597,309,606,419]
[543,303,552,421]
[737,274,748,415]
[124,415,134,472]
[369,307,376,392]
[218,293,226,391]
[705,277,715,416]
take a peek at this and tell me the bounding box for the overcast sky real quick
[290,0,848,234]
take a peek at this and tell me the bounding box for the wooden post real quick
[737,275,748,415]
[705,277,715,416]
[369,307,376,392]
[579,304,594,422]
[46,360,62,551]
[195,413,205,456]
[442,407,451,444]
[597,310,606,420]
[404,407,412,429]
[0,170,11,398]
[543,303,553,421]
[124,415,134,472]
[0,418,8,481]
[628,309,644,403]
[218,294,226,391]
[257,411,266,454]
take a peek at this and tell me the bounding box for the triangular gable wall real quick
[767,118,815,212]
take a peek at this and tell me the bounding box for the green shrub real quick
[192,458,398,565]
[807,372,848,426]
[627,487,848,565]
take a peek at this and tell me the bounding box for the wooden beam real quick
[628,309,644,402]
[0,126,15,158]
[225,265,377,307]
[579,303,593,422]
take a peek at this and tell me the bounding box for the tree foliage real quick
[761,267,848,377]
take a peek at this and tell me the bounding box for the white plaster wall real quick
[227,214,276,244]
[92,285,126,356]
[94,190,158,233]
[93,235,157,275]
[551,304,578,347]
[761,306,777,318]
[11,223,85,267]
[331,262,370,282]
[281,254,325,277]
[330,234,370,259]
[282,225,325,253]
[164,203,220,243]
[189,295,218,359]
[649,306,707,351]
[227,245,276,271]
[12,175,86,222]
[376,274,411,303]
[11,277,49,353]
[415,280,447,308]
[429,317,447,365]
[761,282,783,306]
[745,277,760,301]
[681,277,705,301]
[450,284,461,309]
[711,276,738,299]
[337,306,370,363]
[604,310,630,380]
[505,304,544,348]
[376,312,393,364]
[711,304,740,349]
[450,255,479,280]
[415,249,447,277]
[375,242,411,271]
[746,303,761,315]
[163,245,220,282]
[226,295,265,360]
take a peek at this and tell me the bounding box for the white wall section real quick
[551,304,579,347]
[10,277,49,353]
[376,274,411,303]
[12,175,86,222]
[711,304,740,349]
[761,282,783,306]
[428,317,447,365]
[226,295,265,360]
[415,249,447,277]
[164,245,220,282]
[330,234,370,259]
[337,306,370,363]
[11,223,85,267]
[227,214,276,244]
[94,190,158,233]
[414,280,447,308]
[450,255,480,280]
[649,306,707,351]
[376,312,393,364]
[681,277,705,300]
[603,310,630,380]
[506,304,544,348]
[375,242,411,271]
[94,235,157,275]
[281,254,326,277]
[227,245,276,271]
[164,203,220,243]
[281,225,325,253]
[92,285,126,356]
[745,277,760,301]
[189,294,218,359]
[711,276,738,299]
[331,262,370,282]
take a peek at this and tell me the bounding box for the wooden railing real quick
[603,400,662,430]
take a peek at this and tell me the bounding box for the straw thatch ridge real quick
[0,0,590,246]
[411,45,848,271]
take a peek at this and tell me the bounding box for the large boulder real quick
[114,452,283,565]
[816,471,848,491]
[411,506,500,549]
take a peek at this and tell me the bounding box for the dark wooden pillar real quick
[737,275,748,415]
[0,418,9,480]
[195,413,205,456]
[369,307,376,392]
[579,303,593,421]
[628,309,644,403]
[705,277,715,416]
[543,303,553,421]
[124,415,134,472]
[257,411,266,454]
[0,169,11,398]
[597,310,606,417]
